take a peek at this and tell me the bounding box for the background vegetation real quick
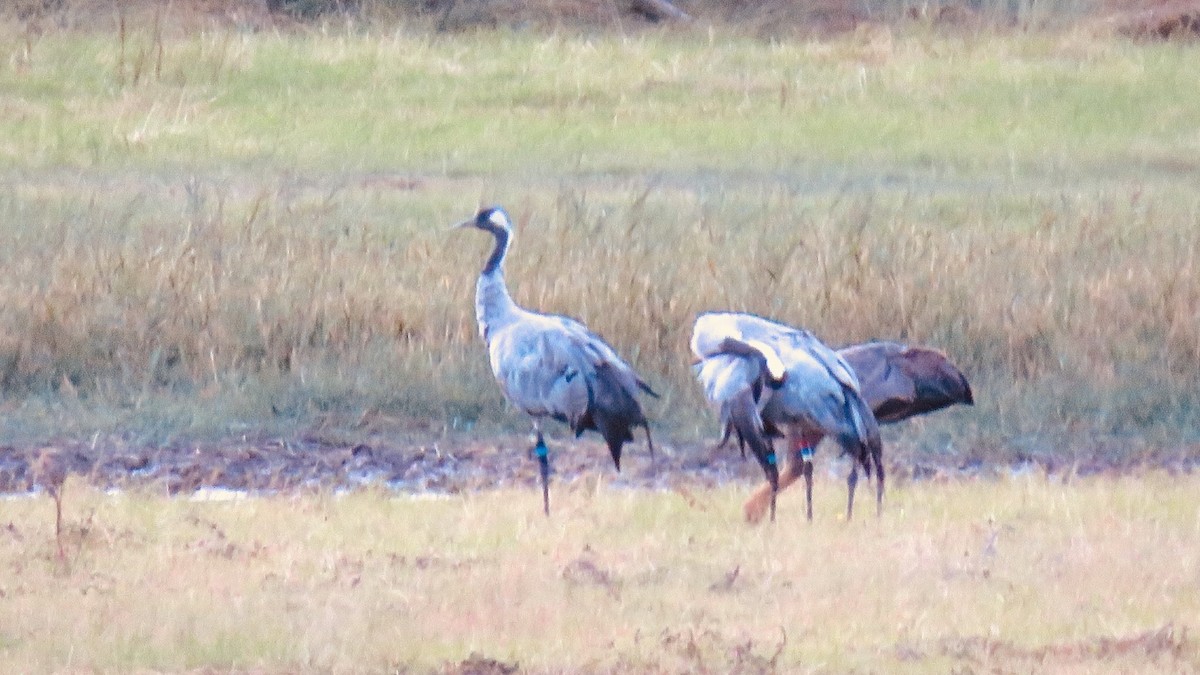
[1,1,1198,466]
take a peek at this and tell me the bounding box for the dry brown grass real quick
[3,175,1197,457]
[1,474,1198,672]
[0,8,1197,458]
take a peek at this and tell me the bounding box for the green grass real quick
[0,10,1199,460]
[5,19,1200,173]
[2,475,1198,671]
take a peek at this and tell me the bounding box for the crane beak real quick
[449,218,474,231]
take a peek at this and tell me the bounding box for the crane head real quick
[452,206,512,234]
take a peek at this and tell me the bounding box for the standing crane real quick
[691,311,882,523]
[454,206,657,516]
[741,340,974,523]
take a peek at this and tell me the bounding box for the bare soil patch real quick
[0,432,754,496]
[2,427,1195,497]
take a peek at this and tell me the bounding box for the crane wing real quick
[489,323,594,429]
[489,312,655,470]
[783,330,864,394]
[551,317,656,467]
[693,311,860,391]
[691,314,779,444]
[693,311,879,454]
[694,353,767,426]
[550,315,658,398]
[691,326,779,478]
[838,341,973,423]
[691,312,789,380]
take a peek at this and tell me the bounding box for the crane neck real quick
[475,225,518,342]
[481,224,510,276]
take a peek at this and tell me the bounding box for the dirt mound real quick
[445,653,520,675]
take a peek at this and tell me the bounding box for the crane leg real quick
[742,430,820,524]
[846,463,858,521]
[534,431,551,517]
[802,457,814,522]
[790,430,817,522]
[762,443,779,523]
[767,451,778,523]
[744,440,780,523]
[742,455,802,524]
[644,426,656,472]
[875,455,885,518]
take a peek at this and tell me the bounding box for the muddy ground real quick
[0,431,798,496]
[3,427,1196,497]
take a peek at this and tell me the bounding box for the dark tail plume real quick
[837,389,882,479]
[727,392,778,485]
[587,363,651,471]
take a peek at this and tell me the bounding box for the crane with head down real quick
[740,339,974,523]
[691,311,883,522]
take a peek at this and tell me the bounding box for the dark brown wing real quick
[838,342,973,424]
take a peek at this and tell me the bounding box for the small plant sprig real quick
[32,448,68,562]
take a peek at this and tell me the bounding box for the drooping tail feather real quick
[725,391,778,485]
[587,362,652,471]
[837,386,882,480]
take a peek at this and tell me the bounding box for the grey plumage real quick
[456,206,656,515]
[691,311,883,522]
[737,339,974,524]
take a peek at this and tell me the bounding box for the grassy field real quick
[2,6,1198,464]
[1,6,1199,672]
[2,474,1198,672]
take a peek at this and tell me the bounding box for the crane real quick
[742,340,973,523]
[454,206,657,516]
[691,311,882,522]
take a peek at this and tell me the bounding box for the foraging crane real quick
[742,340,974,523]
[454,206,657,516]
[838,341,974,423]
[691,311,882,522]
